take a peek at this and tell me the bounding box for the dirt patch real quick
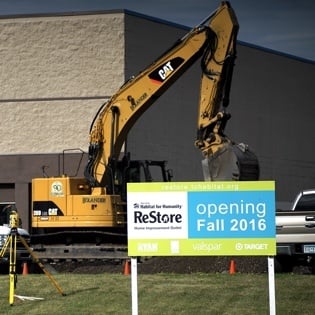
[138,256,268,274]
[51,256,269,274]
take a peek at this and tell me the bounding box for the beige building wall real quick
[0,13,125,153]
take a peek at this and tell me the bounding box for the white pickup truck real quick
[276,189,315,272]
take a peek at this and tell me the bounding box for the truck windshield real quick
[295,194,315,211]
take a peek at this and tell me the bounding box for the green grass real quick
[0,272,314,314]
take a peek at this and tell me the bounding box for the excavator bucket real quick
[202,142,259,181]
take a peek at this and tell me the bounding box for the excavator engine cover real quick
[202,143,259,181]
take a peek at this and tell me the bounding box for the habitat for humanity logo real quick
[133,202,182,224]
[127,190,188,239]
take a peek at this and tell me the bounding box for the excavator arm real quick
[194,4,259,180]
[84,1,259,189]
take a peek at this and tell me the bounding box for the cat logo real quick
[148,57,184,84]
[158,61,174,80]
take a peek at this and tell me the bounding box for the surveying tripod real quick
[0,208,65,305]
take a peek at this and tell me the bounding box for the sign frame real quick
[127,181,276,257]
[127,181,276,315]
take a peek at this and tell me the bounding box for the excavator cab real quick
[113,157,172,201]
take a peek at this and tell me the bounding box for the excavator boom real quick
[84,1,257,188]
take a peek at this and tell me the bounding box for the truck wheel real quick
[275,256,293,273]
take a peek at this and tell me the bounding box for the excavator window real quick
[113,160,171,201]
[126,164,146,182]
[146,164,165,182]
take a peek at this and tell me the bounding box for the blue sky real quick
[0,0,314,61]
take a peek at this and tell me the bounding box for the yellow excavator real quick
[31,2,259,244]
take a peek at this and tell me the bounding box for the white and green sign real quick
[127,181,276,256]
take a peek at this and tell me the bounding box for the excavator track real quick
[32,243,128,261]
[30,230,128,261]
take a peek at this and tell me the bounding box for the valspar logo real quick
[149,57,184,84]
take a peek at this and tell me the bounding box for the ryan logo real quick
[148,57,184,84]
